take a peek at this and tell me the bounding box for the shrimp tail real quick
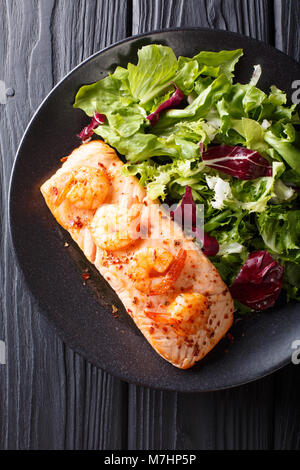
[53,175,74,206]
[149,249,187,295]
[145,311,174,324]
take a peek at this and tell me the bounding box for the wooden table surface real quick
[0,0,300,450]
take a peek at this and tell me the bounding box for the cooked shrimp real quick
[51,166,110,210]
[91,203,142,251]
[146,293,209,336]
[130,248,187,295]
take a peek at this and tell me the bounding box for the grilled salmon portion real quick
[41,141,234,369]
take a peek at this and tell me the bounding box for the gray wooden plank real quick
[129,0,276,451]
[128,388,177,450]
[176,377,275,450]
[0,0,128,450]
[132,0,273,41]
[274,365,300,450]
[274,0,300,61]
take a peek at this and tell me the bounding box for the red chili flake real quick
[60,157,68,163]
[81,272,90,281]
[184,285,194,291]
[227,333,234,343]
[71,216,83,229]
[51,186,58,196]
[149,327,155,334]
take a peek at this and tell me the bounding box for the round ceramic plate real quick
[9,28,300,392]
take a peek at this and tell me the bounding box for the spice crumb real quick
[81,272,90,281]
[112,305,119,317]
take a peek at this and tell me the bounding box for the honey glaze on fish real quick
[41,141,234,369]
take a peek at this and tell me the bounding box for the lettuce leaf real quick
[205,162,285,213]
[264,130,300,175]
[193,49,244,80]
[257,206,300,262]
[154,74,231,129]
[128,45,178,104]
[74,70,134,117]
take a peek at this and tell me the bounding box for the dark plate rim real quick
[8,27,298,392]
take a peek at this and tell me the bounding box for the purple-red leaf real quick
[170,186,219,257]
[202,145,273,180]
[78,111,106,143]
[230,251,284,311]
[202,232,220,257]
[147,83,185,126]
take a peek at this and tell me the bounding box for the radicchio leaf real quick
[201,231,220,257]
[202,145,273,180]
[147,83,185,126]
[230,251,284,311]
[170,186,219,257]
[78,111,106,143]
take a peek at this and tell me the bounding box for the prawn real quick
[51,166,110,210]
[146,293,209,336]
[91,203,142,251]
[130,248,187,295]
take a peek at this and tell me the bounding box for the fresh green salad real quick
[74,44,300,312]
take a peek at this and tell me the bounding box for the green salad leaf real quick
[74,44,300,308]
[128,45,178,104]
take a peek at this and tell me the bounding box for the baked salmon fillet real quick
[41,141,234,369]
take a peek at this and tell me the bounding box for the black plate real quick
[9,28,300,392]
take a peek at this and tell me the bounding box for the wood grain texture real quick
[0,0,128,450]
[1,0,300,451]
[274,0,300,61]
[132,0,273,41]
[274,365,300,450]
